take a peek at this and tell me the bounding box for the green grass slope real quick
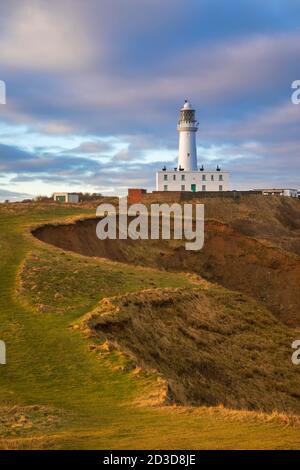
[0,203,300,449]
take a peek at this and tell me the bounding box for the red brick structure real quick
[126,189,262,205]
[127,188,147,204]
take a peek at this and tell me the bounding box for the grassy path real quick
[0,204,300,449]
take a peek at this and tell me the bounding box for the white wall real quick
[67,193,79,203]
[178,129,198,171]
[53,192,79,203]
[156,170,230,192]
[261,189,298,197]
[283,189,298,197]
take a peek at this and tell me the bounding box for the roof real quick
[182,100,192,110]
[253,188,298,192]
[53,192,79,196]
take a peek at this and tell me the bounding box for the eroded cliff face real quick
[80,288,300,413]
[33,197,300,326]
[31,196,300,413]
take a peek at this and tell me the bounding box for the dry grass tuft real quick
[80,287,300,415]
[0,405,66,438]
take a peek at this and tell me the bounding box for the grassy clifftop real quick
[197,194,300,255]
[1,201,300,449]
[34,205,300,326]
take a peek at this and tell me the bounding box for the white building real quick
[156,100,230,192]
[53,192,79,203]
[156,169,230,193]
[253,188,299,198]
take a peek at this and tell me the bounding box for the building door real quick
[191,184,196,192]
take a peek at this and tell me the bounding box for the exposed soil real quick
[81,288,300,413]
[33,198,300,326]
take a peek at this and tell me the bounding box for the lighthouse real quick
[156,100,230,193]
[177,100,198,171]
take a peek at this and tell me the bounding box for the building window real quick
[181,174,185,181]
[173,174,176,180]
[219,185,223,191]
[55,195,66,202]
[202,185,206,191]
[164,185,168,191]
[181,185,185,191]
[164,174,168,181]
[211,174,214,181]
[202,174,206,181]
[219,174,223,181]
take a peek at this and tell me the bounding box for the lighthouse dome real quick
[183,100,192,110]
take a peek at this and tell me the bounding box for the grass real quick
[79,287,300,414]
[0,202,300,449]
[18,249,193,317]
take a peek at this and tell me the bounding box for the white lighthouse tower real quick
[177,100,198,171]
[156,100,230,193]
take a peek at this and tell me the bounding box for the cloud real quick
[3,27,300,140]
[0,143,33,163]
[0,188,33,202]
[0,1,93,70]
[201,102,300,145]
[38,122,76,135]
[0,139,170,195]
[0,0,300,195]
[67,140,116,155]
[0,143,101,176]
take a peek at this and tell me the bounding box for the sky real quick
[0,0,300,200]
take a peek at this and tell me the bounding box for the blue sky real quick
[0,0,300,200]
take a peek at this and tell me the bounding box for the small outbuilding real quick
[53,192,79,203]
[253,188,298,198]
